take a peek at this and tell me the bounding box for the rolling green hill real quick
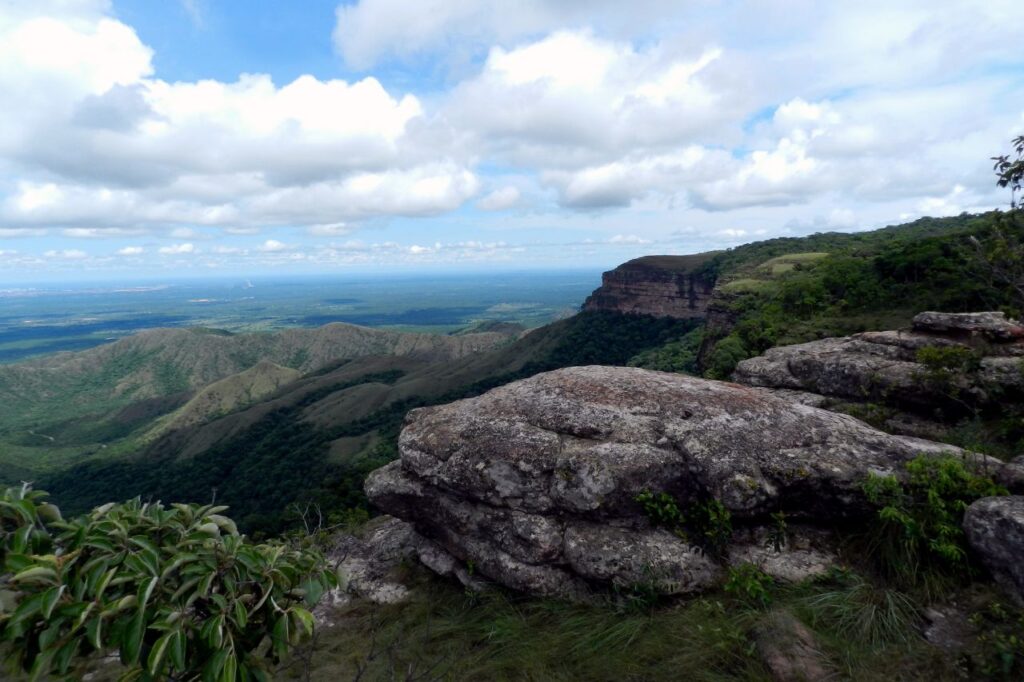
[0,322,515,484]
[10,210,1023,536]
[37,311,698,534]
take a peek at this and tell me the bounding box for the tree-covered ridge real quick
[38,312,698,536]
[0,322,517,487]
[635,210,1024,380]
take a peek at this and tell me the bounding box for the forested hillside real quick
[38,312,697,534]
[0,323,513,485]
[16,210,1024,537]
[630,211,1024,379]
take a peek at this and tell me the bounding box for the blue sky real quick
[0,0,1021,280]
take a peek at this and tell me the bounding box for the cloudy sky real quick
[0,0,1021,280]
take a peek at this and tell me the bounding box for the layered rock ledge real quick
[366,366,1012,599]
[733,311,1024,416]
[582,254,717,319]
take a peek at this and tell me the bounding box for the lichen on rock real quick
[365,365,1014,599]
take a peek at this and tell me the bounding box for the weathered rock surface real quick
[727,527,837,583]
[315,515,488,624]
[733,312,1024,418]
[583,254,717,319]
[913,310,1024,342]
[964,496,1024,605]
[753,610,832,682]
[315,517,419,624]
[366,366,1009,599]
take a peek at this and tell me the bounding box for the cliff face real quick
[582,254,718,319]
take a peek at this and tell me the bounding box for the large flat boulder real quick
[733,314,1024,415]
[366,366,1010,599]
[913,311,1024,342]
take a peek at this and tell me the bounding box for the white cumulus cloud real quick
[158,242,195,255]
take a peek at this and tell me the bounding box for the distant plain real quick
[0,271,600,363]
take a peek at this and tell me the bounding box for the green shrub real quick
[724,564,772,607]
[635,491,685,529]
[915,346,982,374]
[703,335,749,380]
[766,511,788,553]
[688,498,733,557]
[0,484,336,681]
[968,600,1024,679]
[862,455,1007,590]
[635,491,732,557]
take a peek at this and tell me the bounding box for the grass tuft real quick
[800,573,920,648]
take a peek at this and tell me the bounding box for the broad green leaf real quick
[122,606,147,665]
[232,599,248,628]
[202,649,230,682]
[301,577,326,606]
[138,576,159,610]
[147,630,174,676]
[54,638,77,675]
[220,652,238,682]
[38,620,63,650]
[170,629,186,671]
[290,607,314,638]
[72,601,96,630]
[10,591,46,626]
[85,613,103,650]
[26,650,53,682]
[12,565,58,585]
[4,553,34,572]
[272,614,290,659]
[40,584,66,619]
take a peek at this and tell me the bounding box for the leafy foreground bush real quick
[863,454,1006,592]
[0,484,336,681]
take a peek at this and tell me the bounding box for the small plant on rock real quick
[766,511,788,553]
[968,600,1024,679]
[862,454,1006,590]
[688,498,734,557]
[724,563,773,607]
[635,491,684,530]
[635,491,733,557]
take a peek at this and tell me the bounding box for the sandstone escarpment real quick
[583,254,717,319]
[365,365,1014,600]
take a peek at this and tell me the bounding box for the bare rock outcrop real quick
[964,496,1024,605]
[366,366,1009,600]
[753,610,832,682]
[316,515,486,620]
[912,311,1024,342]
[733,311,1024,417]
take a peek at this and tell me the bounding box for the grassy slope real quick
[0,323,513,484]
[38,312,699,534]
[150,361,301,435]
[276,562,982,682]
